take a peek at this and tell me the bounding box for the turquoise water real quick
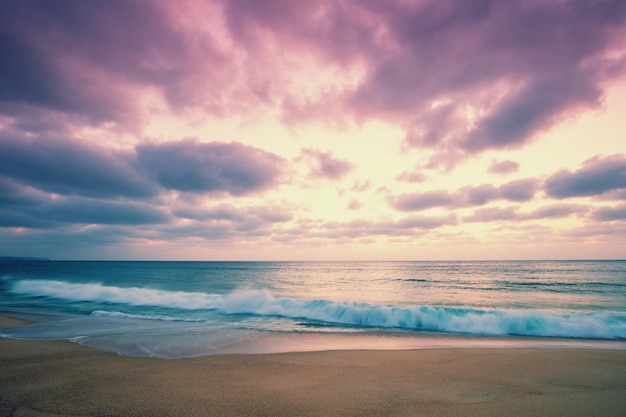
[1,260,625,357]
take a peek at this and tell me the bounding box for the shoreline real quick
[2,312,626,357]
[1,336,625,416]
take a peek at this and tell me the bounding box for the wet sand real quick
[1,316,625,416]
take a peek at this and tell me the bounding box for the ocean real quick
[1,260,625,358]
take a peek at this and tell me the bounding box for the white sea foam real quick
[9,280,626,339]
[10,279,221,309]
[90,310,206,322]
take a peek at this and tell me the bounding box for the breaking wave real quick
[8,279,626,340]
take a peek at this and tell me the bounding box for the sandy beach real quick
[0,313,624,417]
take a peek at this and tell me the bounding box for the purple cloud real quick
[297,148,353,180]
[464,207,518,223]
[136,139,286,195]
[390,190,459,212]
[592,204,626,221]
[44,198,170,226]
[396,171,427,183]
[174,204,292,225]
[278,214,458,241]
[350,0,626,159]
[0,193,169,229]
[0,1,196,127]
[390,178,538,212]
[499,178,538,202]
[0,132,156,199]
[347,199,362,210]
[395,214,458,230]
[519,204,588,221]
[544,154,626,198]
[463,184,499,206]
[226,0,626,163]
[464,203,588,224]
[488,159,519,175]
[2,0,624,162]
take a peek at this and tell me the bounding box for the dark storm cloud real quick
[0,133,157,199]
[544,154,626,198]
[136,139,286,195]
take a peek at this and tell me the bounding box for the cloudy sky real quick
[1,0,625,260]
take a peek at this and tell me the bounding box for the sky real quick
[0,0,625,261]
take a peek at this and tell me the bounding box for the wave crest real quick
[8,279,626,339]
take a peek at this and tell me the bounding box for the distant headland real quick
[0,256,50,261]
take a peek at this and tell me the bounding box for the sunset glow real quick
[1,0,625,260]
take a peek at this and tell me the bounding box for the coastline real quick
[1,317,625,417]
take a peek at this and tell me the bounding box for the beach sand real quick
[1,317,625,417]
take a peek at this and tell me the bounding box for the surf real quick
[8,279,626,340]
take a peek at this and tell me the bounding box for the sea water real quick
[1,260,625,357]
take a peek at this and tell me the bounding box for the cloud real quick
[592,204,626,221]
[390,190,459,212]
[390,178,538,211]
[488,159,519,175]
[351,180,372,192]
[0,193,170,229]
[464,203,588,224]
[259,0,626,164]
[462,184,498,206]
[349,0,626,160]
[519,204,588,221]
[297,148,353,180]
[2,0,624,163]
[0,132,157,199]
[347,199,362,210]
[499,178,538,202]
[44,198,170,226]
[464,207,518,223]
[0,1,195,127]
[136,139,287,195]
[460,73,603,152]
[174,203,292,224]
[395,214,458,230]
[275,214,458,242]
[0,132,285,200]
[544,154,626,198]
[396,171,427,183]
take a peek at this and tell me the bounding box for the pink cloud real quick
[296,148,354,180]
[2,0,624,163]
[544,154,626,198]
[488,159,519,175]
